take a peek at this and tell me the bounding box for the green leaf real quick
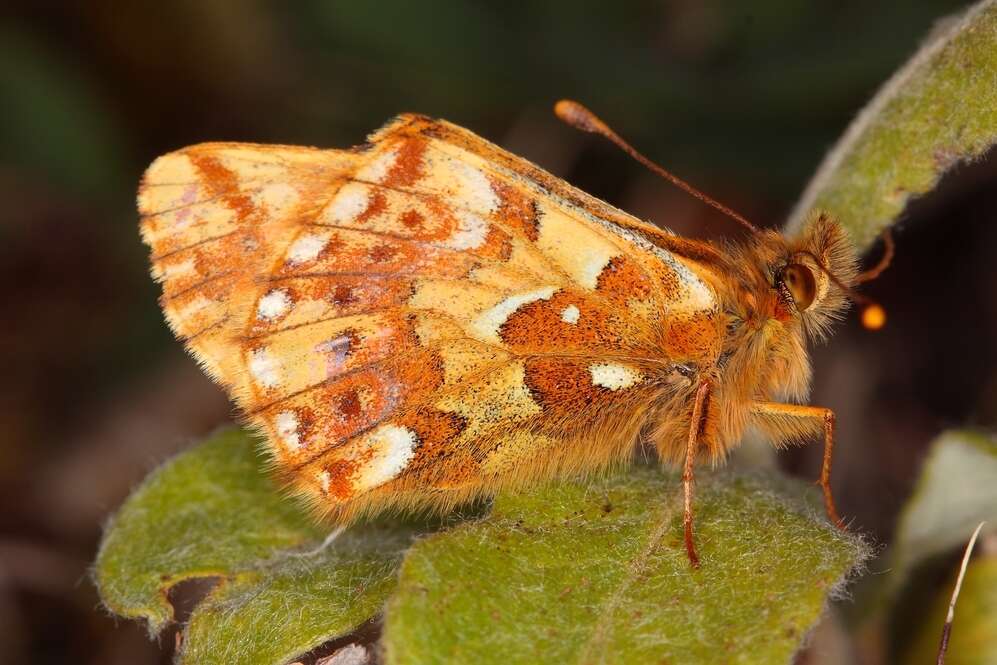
[383,468,870,665]
[178,525,414,665]
[786,0,997,250]
[889,431,997,595]
[94,428,425,665]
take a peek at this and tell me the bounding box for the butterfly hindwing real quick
[139,115,720,520]
[139,143,361,387]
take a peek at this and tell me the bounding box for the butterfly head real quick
[721,211,860,402]
[768,211,859,341]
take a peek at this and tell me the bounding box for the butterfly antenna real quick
[555,100,888,329]
[554,99,760,235]
[855,228,895,284]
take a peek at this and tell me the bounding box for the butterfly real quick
[139,101,882,567]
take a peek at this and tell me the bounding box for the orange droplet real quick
[861,304,886,330]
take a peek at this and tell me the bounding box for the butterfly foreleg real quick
[750,402,845,530]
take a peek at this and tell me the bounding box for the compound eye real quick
[782,263,817,311]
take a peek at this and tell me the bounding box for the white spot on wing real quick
[534,205,619,290]
[560,304,580,324]
[446,209,489,250]
[326,182,370,223]
[317,470,331,493]
[356,146,399,183]
[681,275,715,311]
[174,295,213,320]
[255,183,299,211]
[287,233,327,264]
[589,363,641,391]
[578,246,615,289]
[471,287,557,344]
[275,410,300,450]
[249,347,281,388]
[257,289,291,320]
[356,424,419,490]
[155,257,197,281]
[450,160,498,214]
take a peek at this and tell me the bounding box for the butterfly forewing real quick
[139,115,720,520]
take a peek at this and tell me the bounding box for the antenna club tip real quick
[861,304,886,330]
[554,99,607,134]
[553,99,577,115]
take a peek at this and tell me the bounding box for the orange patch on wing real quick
[162,273,234,315]
[332,283,359,306]
[274,231,431,277]
[662,313,721,361]
[355,190,388,224]
[262,371,389,460]
[477,227,514,261]
[336,388,362,420]
[247,275,415,339]
[187,154,254,220]
[499,290,626,352]
[265,347,444,462]
[156,233,246,297]
[321,458,359,500]
[492,179,541,241]
[596,255,655,303]
[523,356,638,431]
[369,243,400,263]
[400,209,424,230]
[395,408,474,483]
[383,137,428,187]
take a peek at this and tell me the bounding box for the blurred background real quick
[1,2,995,663]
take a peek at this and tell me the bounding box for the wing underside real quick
[139,115,720,518]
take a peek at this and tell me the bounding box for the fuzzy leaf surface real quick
[384,468,870,665]
[95,428,423,665]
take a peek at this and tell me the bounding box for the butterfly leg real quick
[750,402,845,530]
[683,380,711,568]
